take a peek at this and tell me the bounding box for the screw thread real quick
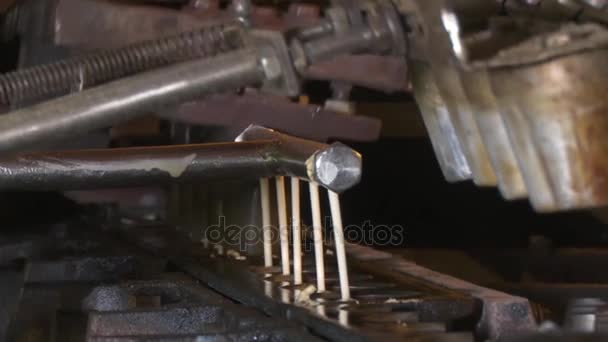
[0,23,246,106]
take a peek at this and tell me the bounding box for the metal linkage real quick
[0,0,405,154]
[291,0,406,72]
[0,125,362,193]
[0,23,246,107]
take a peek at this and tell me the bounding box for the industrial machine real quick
[1,0,608,340]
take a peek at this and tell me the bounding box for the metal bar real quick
[0,141,278,191]
[296,20,334,41]
[302,28,381,65]
[0,126,362,192]
[0,49,264,154]
[169,93,382,142]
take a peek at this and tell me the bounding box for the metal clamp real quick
[250,30,302,97]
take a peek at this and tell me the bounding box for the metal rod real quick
[0,49,264,154]
[302,27,388,65]
[296,20,334,41]
[0,126,361,192]
[0,141,280,191]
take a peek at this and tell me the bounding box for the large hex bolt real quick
[237,125,362,193]
[307,143,362,193]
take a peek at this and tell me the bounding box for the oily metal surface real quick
[0,223,319,341]
[344,244,537,340]
[121,221,476,342]
[0,128,362,193]
[0,141,282,191]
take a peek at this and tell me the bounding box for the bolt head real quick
[312,142,362,193]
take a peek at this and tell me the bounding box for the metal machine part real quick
[485,24,608,211]
[236,125,362,193]
[0,22,246,107]
[460,69,528,200]
[4,0,608,341]
[0,126,362,193]
[0,1,406,153]
[406,0,499,187]
[0,49,266,153]
[5,0,409,92]
[409,61,471,182]
[401,0,608,212]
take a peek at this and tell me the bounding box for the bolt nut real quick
[326,7,349,33]
[289,39,309,74]
[258,48,283,81]
[308,142,362,193]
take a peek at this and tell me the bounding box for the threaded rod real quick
[0,23,246,107]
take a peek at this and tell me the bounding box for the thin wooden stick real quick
[309,183,326,292]
[291,178,303,285]
[259,178,273,267]
[275,176,290,276]
[328,191,351,301]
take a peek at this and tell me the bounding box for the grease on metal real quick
[32,153,197,178]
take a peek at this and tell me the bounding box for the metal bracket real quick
[251,30,301,97]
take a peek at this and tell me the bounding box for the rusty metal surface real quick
[487,25,608,211]
[492,52,608,210]
[403,1,608,211]
[460,70,528,200]
[169,93,382,142]
[488,72,558,212]
[305,54,408,93]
